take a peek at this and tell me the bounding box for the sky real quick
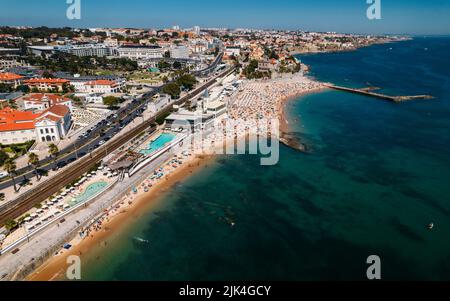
[0,0,450,35]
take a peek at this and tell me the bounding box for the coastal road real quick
[0,149,175,280]
[0,52,224,191]
[0,66,234,225]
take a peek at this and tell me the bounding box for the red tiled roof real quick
[0,104,70,132]
[0,107,40,132]
[0,72,24,81]
[21,93,71,105]
[34,105,70,124]
[84,80,117,87]
[42,104,70,117]
[0,121,35,132]
[24,78,70,85]
[36,115,61,123]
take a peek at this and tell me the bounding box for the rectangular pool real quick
[139,133,176,156]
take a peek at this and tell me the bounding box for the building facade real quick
[34,105,72,142]
[24,78,70,92]
[170,46,190,59]
[0,107,40,144]
[19,93,73,112]
[62,44,116,57]
[0,72,24,88]
[80,80,122,94]
[0,104,72,144]
[117,45,164,60]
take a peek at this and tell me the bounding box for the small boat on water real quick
[428,223,434,230]
[134,237,149,243]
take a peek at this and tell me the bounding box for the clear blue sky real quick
[1,0,450,35]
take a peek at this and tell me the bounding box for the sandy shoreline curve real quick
[26,76,326,281]
[26,154,215,281]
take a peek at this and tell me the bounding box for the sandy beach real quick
[278,87,325,135]
[25,74,324,281]
[26,154,214,281]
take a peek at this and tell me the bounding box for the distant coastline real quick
[289,36,412,56]
[23,37,411,281]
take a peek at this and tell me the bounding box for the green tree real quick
[162,82,181,99]
[4,219,18,231]
[15,85,30,93]
[173,61,182,69]
[48,143,59,165]
[158,60,171,70]
[176,74,197,90]
[0,83,13,93]
[0,149,8,166]
[103,96,122,108]
[28,152,40,181]
[4,158,18,192]
[42,70,54,78]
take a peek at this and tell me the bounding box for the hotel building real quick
[19,93,73,112]
[0,72,24,88]
[117,45,164,60]
[79,80,122,94]
[24,78,70,92]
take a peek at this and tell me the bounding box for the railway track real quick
[0,116,158,225]
[0,67,234,225]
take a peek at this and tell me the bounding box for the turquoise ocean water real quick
[81,37,450,280]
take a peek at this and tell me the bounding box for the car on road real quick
[67,158,77,163]
[98,140,106,146]
[57,161,67,168]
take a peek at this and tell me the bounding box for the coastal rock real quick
[279,132,309,153]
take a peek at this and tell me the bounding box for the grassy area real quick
[0,140,35,159]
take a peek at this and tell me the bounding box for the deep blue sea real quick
[81,37,450,280]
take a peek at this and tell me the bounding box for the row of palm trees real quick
[3,143,59,194]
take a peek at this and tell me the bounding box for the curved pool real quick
[71,181,108,205]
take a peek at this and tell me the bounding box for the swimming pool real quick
[71,181,108,205]
[140,133,175,156]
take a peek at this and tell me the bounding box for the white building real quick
[225,46,241,57]
[62,44,116,57]
[0,108,39,144]
[85,94,104,104]
[0,105,72,144]
[35,105,72,143]
[117,45,164,60]
[0,72,24,88]
[205,100,227,118]
[103,38,119,47]
[148,94,174,114]
[80,80,122,94]
[170,46,190,59]
[20,93,73,112]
